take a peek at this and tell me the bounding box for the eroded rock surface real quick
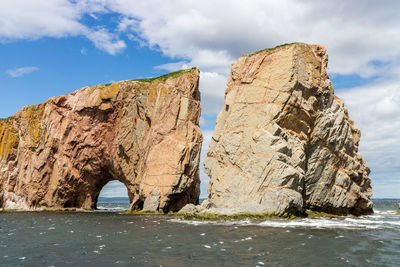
[0,68,202,212]
[203,43,372,216]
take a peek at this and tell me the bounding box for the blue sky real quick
[0,36,176,118]
[1,0,399,199]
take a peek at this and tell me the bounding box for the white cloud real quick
[336,79,400,198]
[4,1,400,73]
[155,61,191,72]
[85,27,126,55]
[0,0,84,40]
[99,180,128,198]
[6,1,400,74]
[117,17,139,32]
[104,0,400,76]
[6,66,39,78]
[199,72,227,116]
[0,0,125,55]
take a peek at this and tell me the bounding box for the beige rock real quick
[203,43,373,216]
[142,188,161,211]
[0,68,202,212]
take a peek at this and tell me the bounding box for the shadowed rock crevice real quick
[0,68,202,212]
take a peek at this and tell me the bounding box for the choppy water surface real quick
[0,199,399,266]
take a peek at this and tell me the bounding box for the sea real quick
[0,198,399,266]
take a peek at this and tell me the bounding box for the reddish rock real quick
[0,68,202,211]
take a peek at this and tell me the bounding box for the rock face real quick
[203,43,373,216]
[0,68,202,212]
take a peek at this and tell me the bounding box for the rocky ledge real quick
[189,43,372,217]
[0,68,202,212]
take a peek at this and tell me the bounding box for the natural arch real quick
[57,169,138,211]
[0,68,202,212]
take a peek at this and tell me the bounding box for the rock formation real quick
[0,68,202,212]
[202,43,373,216]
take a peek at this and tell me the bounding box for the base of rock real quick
[179,202,370,219]
[0,192,30,210]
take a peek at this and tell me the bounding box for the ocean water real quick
[0,199,399,266]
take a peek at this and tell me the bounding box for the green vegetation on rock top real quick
[130,67,197,83]
[249,42,304,56]
[97,67,197,86]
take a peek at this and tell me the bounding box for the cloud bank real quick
[0,0,125,55]
[337,79,400,198]
[99,180,129,198]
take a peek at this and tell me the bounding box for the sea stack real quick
[0,68,202,212]
[202,43,373,216]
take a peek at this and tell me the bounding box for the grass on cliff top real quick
[2,65,192,119]
[99,67,197,87]
[130,67,197,83]
[249,42,305,56]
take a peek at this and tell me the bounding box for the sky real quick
[1,0,399,199]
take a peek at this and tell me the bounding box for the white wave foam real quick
[257,218,382,229]
[169,210,400,230]
[374,210,397,215]
[96,206,126,211]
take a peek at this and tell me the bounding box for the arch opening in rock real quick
[96,180,131,210]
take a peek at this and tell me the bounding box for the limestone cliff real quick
[203,43,373,216]
[0,68,202,212]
